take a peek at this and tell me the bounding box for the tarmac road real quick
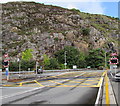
[2,86,98,105]
[1,70,104,105]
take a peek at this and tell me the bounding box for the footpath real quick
[102,73,117,105]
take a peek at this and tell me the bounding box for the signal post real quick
[3,54,10,81]
[109,53,119,76]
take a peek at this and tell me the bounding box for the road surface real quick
[1,70,105,105]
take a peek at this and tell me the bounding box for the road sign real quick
[73,65,77,69]
[17,58,20,62]
[109,58,118,64]
[3,61,9,68]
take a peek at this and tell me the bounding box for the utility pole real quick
[105,52,107,69]
[3,53,10,81]
[64,51,67,69]
[36,61,38,74]
[17,58,21,76]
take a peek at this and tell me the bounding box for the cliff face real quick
[1,2,119,61]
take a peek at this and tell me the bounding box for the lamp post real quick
[104,49,111,70]
[105,51,107,69]
[64,51,67,69]
[17,58,21,76]
[36,61,38,74]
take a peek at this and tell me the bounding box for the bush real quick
[82,28,90,36]
[48,58,59,69]
[70,8,80,13]
[21,60,36,71]
[59,64,65,69]
[54,37,59,42]
[9,62,19,71]
[9,60,36,71]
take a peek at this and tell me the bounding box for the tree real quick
[54,46,86,68]
[86,48,106,68]
[77,52,87,68]
[21,60,35,71]
[9,60,35,71]
[22,49,33,61]
[9,62,18,71]
[43,54,50,69]
[48,58,59,69]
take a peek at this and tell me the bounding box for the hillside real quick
[1,2,119,61]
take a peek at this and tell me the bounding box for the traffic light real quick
[111,59,117,63]
[4,61,9,66]
[109,58,118,64]
[3,61,9,67]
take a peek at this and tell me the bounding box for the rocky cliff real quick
[1,2,119,61]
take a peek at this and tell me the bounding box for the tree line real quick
[4,46,119,71]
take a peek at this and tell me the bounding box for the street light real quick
[104,49,111,70]
[36,61,37,74]
[64,51,67,69]
[17,58,21,76]
[105,51,107,69]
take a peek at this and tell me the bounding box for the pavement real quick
[102,70,118,105]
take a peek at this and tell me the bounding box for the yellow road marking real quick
[19,83,23,86]
[47,85,99,87]
[49,80,68,87]
[80,83,95,85]
[105,71,110,105]
[34,80,44,87]
[3,85,11,87]
[68,80,84,83]
[96,71,106,87]
[6,71,104,88]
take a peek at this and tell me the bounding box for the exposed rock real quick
[1,2,119,61]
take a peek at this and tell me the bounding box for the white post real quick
[115,67,116,77]
[114,65,117,77]
[36,61,38,74]
[6,67,9,81]
[17,58,20,76]
[64,51,67,69]
[19,61,21,76]
[105,52,107,69]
